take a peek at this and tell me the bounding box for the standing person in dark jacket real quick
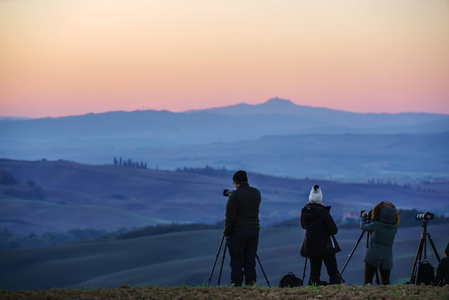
[435,242,449,286]
[224,170,261,287]
[361,201,400,285]
[300,185,342,285]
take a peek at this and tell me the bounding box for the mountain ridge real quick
[1,98,448,179]
[1,98,448,141]
[2,97,449,120]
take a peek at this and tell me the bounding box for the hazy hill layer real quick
[1,159,447,236]
[1,98,448,179]
[134,132,449,179]
[2,98,448,142]
[0,224,447,290]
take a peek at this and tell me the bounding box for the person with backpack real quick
[361,201,400,285]
[224,170,261,287]
[435,242,449,286]
[300,185,342,285]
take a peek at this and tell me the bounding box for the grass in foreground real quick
[1,283,448,299]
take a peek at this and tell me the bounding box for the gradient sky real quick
[1,0,449,118]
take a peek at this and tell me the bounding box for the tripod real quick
[340,230,380,285]
[207,235,271,287]
[408,221,440,284]
[302,254,344,285]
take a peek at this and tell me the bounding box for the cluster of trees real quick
[176,165,228,173]
[0,171,44,200]
[2,209,447,251]
[0,228,108,251]
[274,209,449,229]
[0,170,19,185]
[367,178,436,193]
[0,222,226,250]
[113,157,148,169]
[118,222,223,240]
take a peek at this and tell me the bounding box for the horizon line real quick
[2,98,448,119]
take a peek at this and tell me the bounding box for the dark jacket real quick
[300,203,341,258]
[361,202,399,270]
[435,257,449,286]
[224,183,261,237]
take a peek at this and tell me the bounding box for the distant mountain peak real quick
[264,97,295,106]
[194,97,319,116]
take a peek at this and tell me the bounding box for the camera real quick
[415,212,434,221]
[360,209,373,220]
[223,189,234,197]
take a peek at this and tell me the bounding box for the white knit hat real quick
[309,185,323,204]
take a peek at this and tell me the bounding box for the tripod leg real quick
[207,235,225,286]
[422,232,427,259]
[217,241,227,286]
[340,231,365,275]
[427,233,441,262]
[302,257,308,284]
[255,254,270,287]
[409,234,424,284]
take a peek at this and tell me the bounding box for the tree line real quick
[367,178,437,193]
[2,209,448,251]
[274,208,449,229]
[113,157,148,169]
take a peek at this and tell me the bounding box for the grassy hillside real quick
[1,159,448,236]
[1,224,447,291]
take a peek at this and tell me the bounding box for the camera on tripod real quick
[408,211,440,285]
[223,189,234,197]
[415,212,434,221]
[360,209,373,221]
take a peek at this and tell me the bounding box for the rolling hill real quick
[1,159,448,236]
[1,224,447,290]
[1,98,448,292]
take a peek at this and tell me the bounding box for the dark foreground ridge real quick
[1,284,448,300]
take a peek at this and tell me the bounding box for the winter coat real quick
[435,257,449,286]
[361,201,399,270]
[300,203,341,258]
[224,183,261,237]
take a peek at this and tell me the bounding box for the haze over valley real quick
[1,98,448,180]
[1,98,448,290]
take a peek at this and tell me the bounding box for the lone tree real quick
[0,171,19,185]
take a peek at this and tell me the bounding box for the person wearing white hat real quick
[300,185,342,285]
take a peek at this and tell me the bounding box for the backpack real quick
[416,260,435,285]
[279,272,303,288]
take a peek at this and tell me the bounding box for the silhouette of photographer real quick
[435,242,449,286]
[224,170,261,287]
[361,201,400,285]
[300,185,342,285]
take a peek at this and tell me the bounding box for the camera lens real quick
[415,212,434,221]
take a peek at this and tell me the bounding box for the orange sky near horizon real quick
[1,0,449,118]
